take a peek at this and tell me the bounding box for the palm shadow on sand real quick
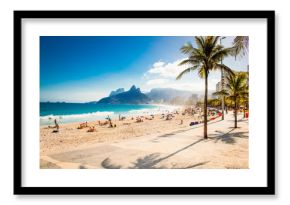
[130,153,210,169]
[101,121,248,169]
[208,128,248,144]
[158,119,223,138]
[101,138,207,169]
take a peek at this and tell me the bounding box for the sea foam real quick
[40,111,114,125]
[40,104,180,126]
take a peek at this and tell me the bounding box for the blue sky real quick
[40,36,248,102]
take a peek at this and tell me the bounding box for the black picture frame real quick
[14,10,275,195]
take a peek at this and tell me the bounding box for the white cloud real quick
[155,79,219,93]
[153,61,165,67]
[143,59,221,93]
[147,59,187,78]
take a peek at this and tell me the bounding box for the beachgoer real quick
[54,119,59,131]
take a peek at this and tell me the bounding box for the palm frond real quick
[211,47,233,62]
[176,66,199,80]
[213,89,229,96]
[178,59,199,66]
[198,66,206,79]
[195,36,205,50]
[212,36,220,47]
[225,72,248,100]
[216,63,235,76]
[180,42,194,55]
[232,36,249,59]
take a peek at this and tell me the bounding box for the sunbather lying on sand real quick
[77,121,88,129]
[98,121,109,126]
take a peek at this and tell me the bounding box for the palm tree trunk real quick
[225,102,228,114]
[204,72,208,139]
[234,98,238,128]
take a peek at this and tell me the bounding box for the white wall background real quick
[0,0,285,204]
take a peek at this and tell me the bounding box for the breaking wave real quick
[40,111,114,125]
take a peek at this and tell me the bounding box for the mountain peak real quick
[129,85,141,93]
[97,85,150,104]
[130,85,137,90]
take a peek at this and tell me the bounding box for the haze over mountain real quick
[146,88,193,103]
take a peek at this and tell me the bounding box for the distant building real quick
[216,71,231,93]
[216,81,222,92]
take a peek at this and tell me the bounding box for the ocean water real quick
[40,103,177,125]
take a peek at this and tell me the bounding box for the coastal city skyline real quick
[40,36,248,103]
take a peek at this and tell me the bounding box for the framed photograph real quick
[14,10,275,195]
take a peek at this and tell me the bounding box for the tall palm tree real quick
[176,36,234,139]
[225,72,248,128]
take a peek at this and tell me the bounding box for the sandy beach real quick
[40,110,248,169]
[41,109,198,155]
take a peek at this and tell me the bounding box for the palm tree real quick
[225,72,248,128]
[176,36,234,139]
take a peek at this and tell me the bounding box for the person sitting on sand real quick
[166,114,172,120]
[105,116,114,128]
[87,126,96,132]
[136,117,143,123]
[52,119,59,133]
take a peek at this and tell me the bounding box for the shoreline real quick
[40,103,183,126]
[40,108,223,155]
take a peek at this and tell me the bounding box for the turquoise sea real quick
[40,103,176,125]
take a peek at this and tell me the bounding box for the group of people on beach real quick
[47,106,223,134]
